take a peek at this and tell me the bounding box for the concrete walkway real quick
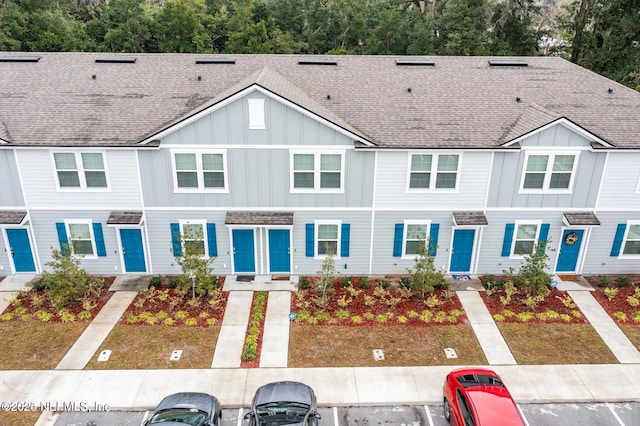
[259,291,292,368]
[211,291,254,368]
[569,290,640,364]
[456,291,518,365]
[55,291,138,370]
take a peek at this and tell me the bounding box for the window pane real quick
[436,172,457,189]
[54,153,77,169]
[202,154,223,170]
[320,154,341,171]
[204,172,224,188]
[437,155,458,171]
[175,153,196,170]
[177,172,198,187]
[318,224,338,239]
[517,224,537,240]
[623,241,640,255]
[553,155,574,172]
[85,171,107,187]
[526,155,548,171]
[514,240,534,255]
[549,172,571,189]
[523,173,544,189]
[184,240,205,255]
[69,224,90,239]
[410,173,430,188]
[183,224,204,240]
[628,225,640,240]
[405,240,421,255]
[58,171,80,187]
[318,241,337,255]
[72,240,94,255]
[320,172,340,188]
[411,154,432,171]
[406,224,427,239]
[294,154,314,171]
[81,153,104,170]
[294,172,314,188]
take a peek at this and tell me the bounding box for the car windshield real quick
[255,401,310,426]
[149,408,207,425]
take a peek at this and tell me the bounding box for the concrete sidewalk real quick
[211,291,254,368]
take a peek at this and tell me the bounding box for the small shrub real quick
[398,277,412,288]
[335,309,350,319]
[424,295,441,308]
[361,311,373,320]
[406,310,419,319]
[156,310,168,320]
[604,287,619,301]
[206,317,218,326]
[555,295,576,308]
[35,310,53,322]
[627,296,640,308]
[501,309,515,317]
[78,310,92,320]
[168,277,181,288]
[187,298,202,309]
[521,294,546,309]
[185,318,198,326]
[378,279,391,289]
[375,314,389,323]
[434,311,448,323]
[397,286,414,299]
[199,311,210,319]
[314,311,330,321]
[571,310,582,318]
[174,310,188,320]
[419,310,433,323]
[337,294,352,308]
[350,315,363,324]
[31,293,46,308]
[632,311,640,323]
[373,286,388,299]
[616,276,631,287]
[596,275,610,288]
[363,295,376,307]
[340,276,352,288]
[385,297,402,308]
[359,276,370,289]
[164,317,175,326]
[544,310,560,319]
[493,314,505,322]
[613,312,627,321]
[58,309,76,322]
[396,315,408,324]
[149,275,162,288]
[298,276,310,289]
[516,312,534,322]
[1,313,14,321]
[449,309,463,317]
[560,314,571,322]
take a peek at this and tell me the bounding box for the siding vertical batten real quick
[368,150,378,274]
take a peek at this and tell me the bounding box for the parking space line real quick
[606,402,625,425]
[333,406,339,425]
[237,407,244,426]
[424,405,434,426]
[517,404,530,426]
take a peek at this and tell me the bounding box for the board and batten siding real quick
[0,150,25,206]
[596,152,640,210]
[16,149,142,209]
[374,151,490,210]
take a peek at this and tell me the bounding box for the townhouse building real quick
[1,53,639,279]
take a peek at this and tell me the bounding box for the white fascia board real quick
[502,117,613,148]
[138,84,373,147]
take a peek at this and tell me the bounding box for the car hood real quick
[467,388,524,426]
[254,381,315,407]
[155,392,216,413]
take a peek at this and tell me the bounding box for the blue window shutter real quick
[305,223,314,257]
[341,224,350,257]
[536,223,550,255]
[501,223,515,256]
[93,223,106,257]
[170,223,182,257]
[428,223,439,256]
[393,224,404,257]
[207,223,218,257]
[56,222,70,255]
[611,224,627,256]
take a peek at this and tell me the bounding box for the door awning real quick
[453,211,488,226]
[563,212,601,226]
[225,211,293,225]
[0,210,27,225]
[107,211,143,225]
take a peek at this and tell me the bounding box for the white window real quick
[248,98,265,129]
[520,152,577,192]
[65,220,96,256]
[53,152,108,189]
[315,220,341,258]
[402,220,430,258]
[408,153,459,190]
[179,220,206,256]
[623,224,640,255]
[291,151,344,192]
[172,150,227,192]
[512,222,540,256]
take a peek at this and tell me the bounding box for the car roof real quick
[155,392,218,413]
[466,388,524,426]
[253,381,315,407]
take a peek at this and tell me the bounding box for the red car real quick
[443,367,526,426]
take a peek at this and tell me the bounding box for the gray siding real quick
[0,150,24,206]
[519,124,594,148]
[597,153,640,210]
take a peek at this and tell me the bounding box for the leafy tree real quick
[504,238,553,297]
[154,0,210,53]
[101,0,153,52]
[314,249,338,308]
[407,241,446,299]
[489,0,541,55]
[436,0,491,55]
[363,0,410,55]
[174,228,217,298]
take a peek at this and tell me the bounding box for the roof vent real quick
[395,60,435,66]
[298,59,337,66]
[0,56,41,63]
[95,57,137,64]
[195,58,236,64]
[488,60,528,67]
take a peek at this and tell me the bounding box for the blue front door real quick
[556,229,584,272]
[233,229,255,273]
[6,229,36,273]
[268,229,290,273]
[450,229,475,272]
[120,229,146,273]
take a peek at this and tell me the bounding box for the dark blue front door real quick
[233,229,255,273]
[269,229,290,273]
[450,229,475,272]
[120,229,146,273]
[6,229,36,272]
[556,229,584,272]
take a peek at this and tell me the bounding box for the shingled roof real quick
[1,53,639,149]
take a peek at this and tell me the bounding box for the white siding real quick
[597,153,640,210]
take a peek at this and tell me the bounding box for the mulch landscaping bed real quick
[585,275,640,324]
[240,291,268,368]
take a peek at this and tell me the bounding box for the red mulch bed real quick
[291,276,467,327]
[585,275,640,324]
[1,277,115,323]
[241,291,268,368]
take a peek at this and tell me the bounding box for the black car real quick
[244,381,321,426]
[143,392,222,426]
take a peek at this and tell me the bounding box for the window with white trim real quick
[172,151,227,192]
[53,152,108,189]
[317,223,339,256]
[521,152,577,192]
[402,220,431,257]
[291,151,344,192]
[408,154,459,190]
[67,221,95,256]
[180,221,206,255]
[248,98,265,129]
[623,224,640,255]
[513,223,539,255]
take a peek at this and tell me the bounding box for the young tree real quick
[174,227,216,298]
[38,246,94,309]
[407,241,446,299]
[314,249,338,308]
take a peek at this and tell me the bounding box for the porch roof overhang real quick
[563,212,601,226]
[225,211,293,225]
[107,211,143,225]
[0,210,27,225]
[453,211,488,226]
